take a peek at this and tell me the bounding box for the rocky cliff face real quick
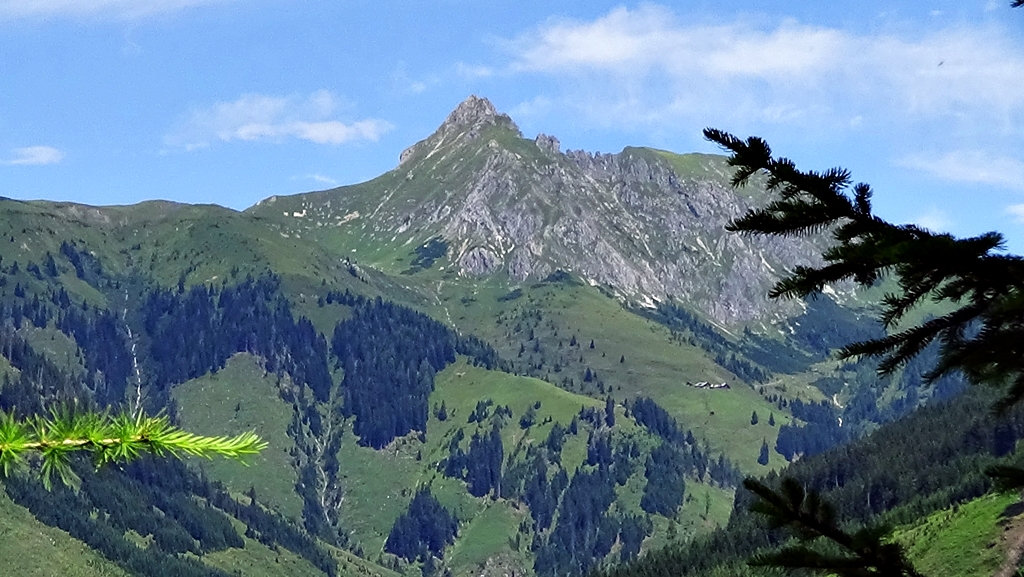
[254,96,826,326]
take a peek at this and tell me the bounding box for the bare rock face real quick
[400,95,520,166]
[277,95,827,327]
[444,94,499,128]
[460,246,501,275]
[535,133,560,155]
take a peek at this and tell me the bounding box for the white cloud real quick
[165,91,393,150]
[0,0,229,19]
[510,95,555,120]
[455,63,495,79]
[900,151,1024,191]
[391,64,437,95]
[512,8,843,79]
[501,6,1024,131]
[912,207,952,232]
[294,174,339,187]
[1006,204,1024,223]
[4,146,64,165]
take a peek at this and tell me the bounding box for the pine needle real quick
[0,406,266,489]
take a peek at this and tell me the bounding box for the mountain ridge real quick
[249,95,831,327]
[0,94,996,577]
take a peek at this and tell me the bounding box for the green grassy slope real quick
[201,518,326,577]
[0,195,899,577]
[0,486,131,577]
[201,516,402,577]
[0,130,933,577]
[243,121,528,278]
[355,357,739,576]
[173,353,304,520]
[415,274,791,473]
[895,491,1023,577]
[0,154,806,482]
[0,474,395,577]
[169,351,741,577]
[319,357,614,569]
[0,197,419,312]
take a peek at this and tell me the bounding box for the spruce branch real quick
[745,478,924,577]
[0,406,267,489]
[704,127,1024,412]
[986,464,1024,493]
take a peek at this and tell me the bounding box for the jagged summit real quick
[534,134,561,155]
[260,95,827,326]
[438,95,520,137]
[443,95,498,128]
[400,96,521,165]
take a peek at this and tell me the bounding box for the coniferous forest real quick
[1,174,1020,577]
[3,249,746,577]
[3,43,1024,576]
[4,242,996,576]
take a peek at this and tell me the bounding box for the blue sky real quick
[2,1,1024,253]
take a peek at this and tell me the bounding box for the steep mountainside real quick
[0,95,967,577]
[248,96,826,327]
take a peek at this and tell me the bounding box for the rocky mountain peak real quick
[277,95,827,326]
[444,95,498,127]
[435,95,520,138]
[534,133,561,155]
[400,95,521,165]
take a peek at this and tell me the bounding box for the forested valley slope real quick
[0,96,1014,577]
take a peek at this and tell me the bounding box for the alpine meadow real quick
[2,3,1024,577]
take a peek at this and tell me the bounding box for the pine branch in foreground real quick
[986,464,1024,493]
[703,128,1024,413]
[0,406,266,489]
[745,478,924,577]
